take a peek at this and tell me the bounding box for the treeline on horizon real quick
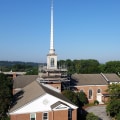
[58,59,120,74]
[0,59,120,75]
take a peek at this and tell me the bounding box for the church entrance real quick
[96,93,103,104]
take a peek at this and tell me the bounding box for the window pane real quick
[89,89,92,99]
[30,113,35,120]
[43,112,48,120]
[97,89,101,93]
[68,109,72,120]
[31,118,35,120]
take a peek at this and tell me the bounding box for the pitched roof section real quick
[103,73,120,82]
[10,80,76,113]
[51,101,68,109]
[71,74,108,86]
[41,84,73,105]
[10,81,46,112]
[13,75,38,89]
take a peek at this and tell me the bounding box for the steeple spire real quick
[49,0,55,54]
[47,0,57,70]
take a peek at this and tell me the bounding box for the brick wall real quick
[10,113,29,120]
[10,109,77,120]
[76,85,108,103]
[53,110,68,120]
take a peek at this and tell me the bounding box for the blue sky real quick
[0,0,120,63]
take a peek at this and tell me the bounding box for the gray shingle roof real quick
[103,73,120,82]
[71,74,108,86]
[10,81,46,112]
[13,75,38,89]
[10,81,75,113]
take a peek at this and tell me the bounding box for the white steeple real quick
[47,0,57,70]
[49,0,55,54]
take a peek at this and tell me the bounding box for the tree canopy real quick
[62,90,88,107]
[0,73,13,119]
[57,59,120,74]
[1,60,120,75]
[106,83,120,119]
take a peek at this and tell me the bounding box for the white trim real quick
[73,85,107,87]
[10,94,46,114]
[53,104,70,111]
[10,93,78,115]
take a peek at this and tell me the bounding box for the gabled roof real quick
[13,75,38,89]
[71,74,108,86]
[10,81,45,112]
[103,73,120,82]
[51,101,68,109]
[10,80,76,113]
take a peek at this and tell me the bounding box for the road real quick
[85,105,110,120]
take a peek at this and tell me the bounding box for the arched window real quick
[97,89,101,93]
[89,89,92,99]
[51,58,54,67]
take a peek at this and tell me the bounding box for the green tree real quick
[73,60,81,73]
[116,112,120,120]
[104,61,120,73]
[66,59,75,74]
[86,112,99,120]
[106,99,120,117]
[26,67,38,75]
[0,73,13,119]
[79,59,100,73]
[106,83,120,99]
[62,90,79,106]
[106,83,120,118]
[77,91,88,106]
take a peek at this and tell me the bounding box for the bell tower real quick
[47,0,57,70]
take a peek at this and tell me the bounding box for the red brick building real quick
[9,80,78,120]
[71,73,120,103]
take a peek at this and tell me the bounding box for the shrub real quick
[94,100,99,105]
[86,112,99,120]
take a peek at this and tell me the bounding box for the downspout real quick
[52,110,54,120]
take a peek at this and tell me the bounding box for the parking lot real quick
[85,105,110,120]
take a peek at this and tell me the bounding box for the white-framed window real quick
[68,109,72,120]
[30,113,36,120]
[89,89,93,99]
[43,112,48,120]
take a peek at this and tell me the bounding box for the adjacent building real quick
[71,73,120,103]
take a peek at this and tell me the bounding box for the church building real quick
[9,1,78,120]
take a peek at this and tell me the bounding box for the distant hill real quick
[0,61,46,72]
[0,61,40,67]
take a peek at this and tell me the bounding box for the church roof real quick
[71,74,108,86]
[103,73,120,82]
[13,75,38,89]
[10,80,75,113]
